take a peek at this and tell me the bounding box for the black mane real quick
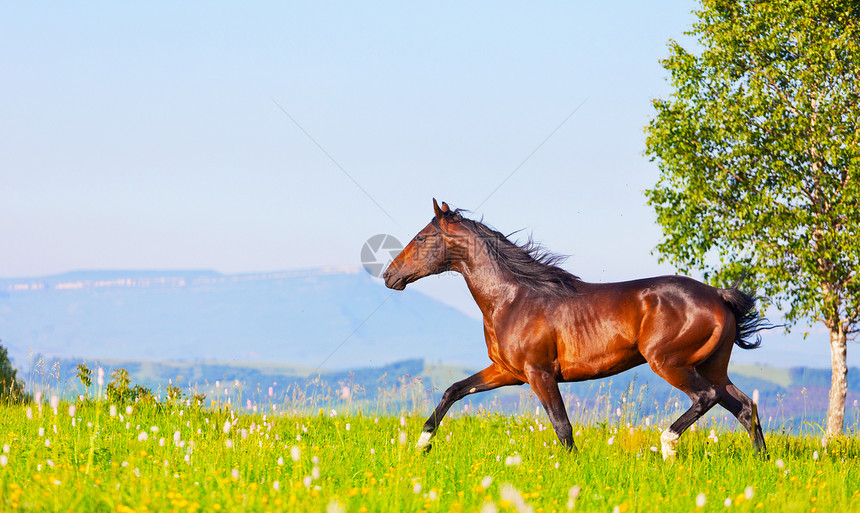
[439,209,581,297]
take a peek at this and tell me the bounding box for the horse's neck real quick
[455,242,519,320]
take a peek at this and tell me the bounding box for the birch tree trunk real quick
[826,325,848,436]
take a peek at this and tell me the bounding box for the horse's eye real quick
[416,235,426,243]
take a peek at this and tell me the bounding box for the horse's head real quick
[383,199,462,290]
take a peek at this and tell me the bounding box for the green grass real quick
[1,397,859,513]
[728,365,792,388]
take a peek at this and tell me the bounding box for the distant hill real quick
[0,268,487,369]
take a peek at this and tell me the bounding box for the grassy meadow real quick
[1,384,859,513]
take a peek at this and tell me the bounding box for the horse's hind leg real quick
[724,383,767,453]
[417,364,522,452]
[525,366,576,452]
[697,351,767,454]
[649,366,721,459]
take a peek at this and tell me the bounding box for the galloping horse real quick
[383,200,769,458]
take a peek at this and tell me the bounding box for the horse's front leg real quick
[417,364,522,452]
[525,366,576,452]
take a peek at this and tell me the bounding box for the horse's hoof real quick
[660,429,679,460]
[415,431,434,452]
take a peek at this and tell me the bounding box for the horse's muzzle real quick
[383,267,407,290]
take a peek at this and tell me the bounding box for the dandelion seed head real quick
[231,468,239,480]
[481,476,493,489]
[504,454,522,466]
[744,486,754,500]
[696,493,706,507]
[480,501,498,513]
[273,480,280,491]
[775,458,785,469]
[326,499,345,513]
[724,497,732,507]
[0,455,6,466]
[291,445,301,461]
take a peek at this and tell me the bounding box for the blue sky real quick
[1,2,852,367]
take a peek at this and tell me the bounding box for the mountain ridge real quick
[0,267,486,370]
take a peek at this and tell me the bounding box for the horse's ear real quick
[433,198,449,218]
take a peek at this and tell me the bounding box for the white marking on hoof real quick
[661,429,679,460]
[416,431,434,450]
[469,387,476,393]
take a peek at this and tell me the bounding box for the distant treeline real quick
[24,355,859,424]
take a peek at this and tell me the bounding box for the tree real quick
[0,341,26,403]
[645,0,860,435]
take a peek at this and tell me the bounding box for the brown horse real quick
[383,199,770,458]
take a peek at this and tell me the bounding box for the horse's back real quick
[553,275,731,379]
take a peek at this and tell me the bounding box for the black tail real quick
[718,288,773,349]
